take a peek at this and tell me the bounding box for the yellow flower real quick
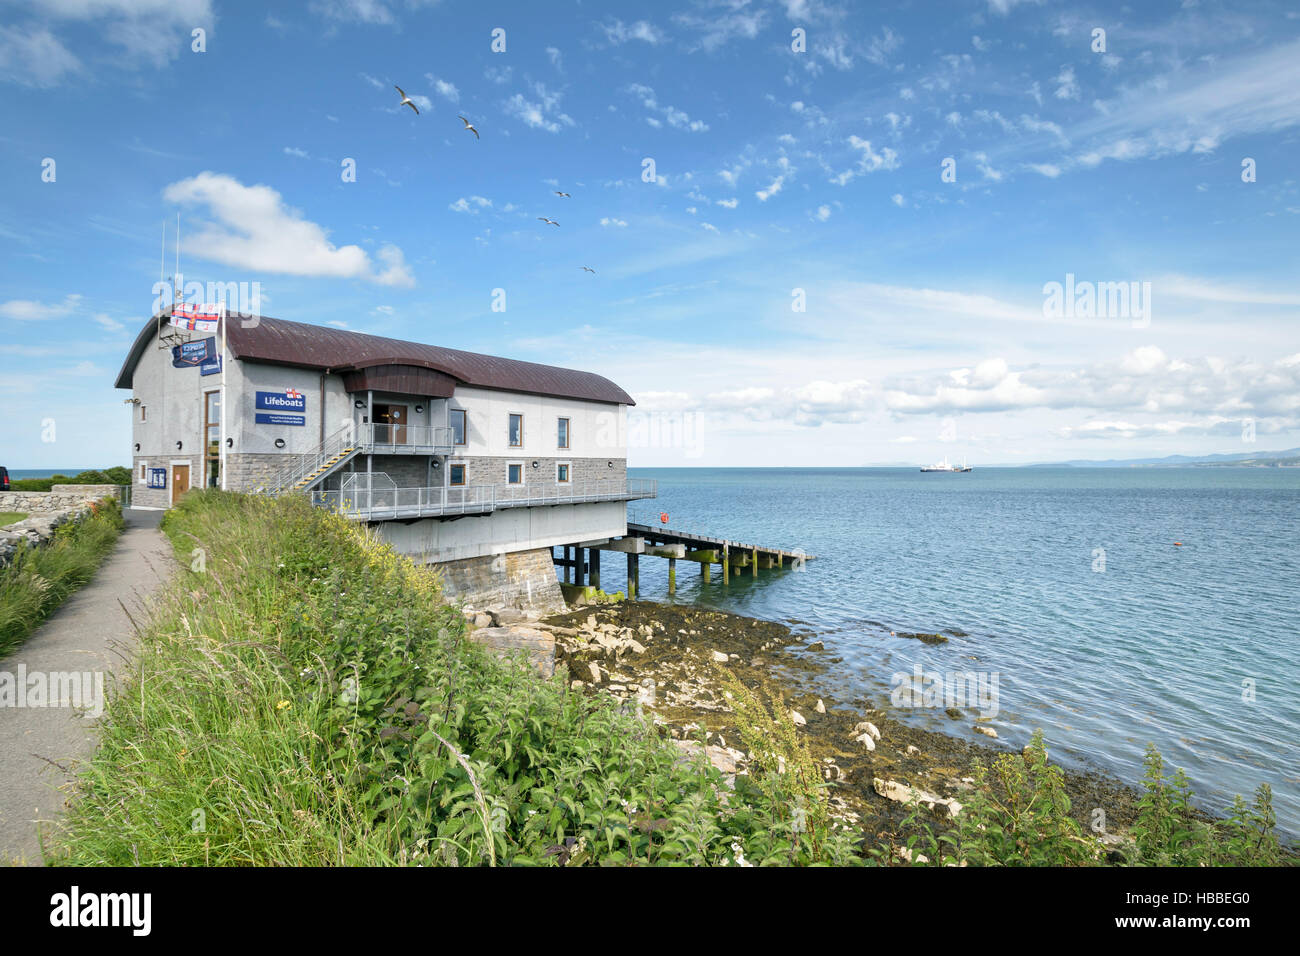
[276,700,291,711]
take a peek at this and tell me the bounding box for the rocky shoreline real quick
[531,599,1146,855]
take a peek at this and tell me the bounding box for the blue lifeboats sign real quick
[254,389,306,426]
[147,468,167,489]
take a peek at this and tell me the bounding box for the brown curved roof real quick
[115,313,635,406]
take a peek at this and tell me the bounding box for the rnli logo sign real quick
[254,388,306,426]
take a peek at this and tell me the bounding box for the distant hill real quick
[1024,448,1300,468]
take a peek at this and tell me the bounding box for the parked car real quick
[0,466,8,490]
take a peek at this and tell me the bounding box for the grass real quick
[50,490,1290,867]
[0,512,27,526]
[0,498,125,658]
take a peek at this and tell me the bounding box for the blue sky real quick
[1,0,1298,468]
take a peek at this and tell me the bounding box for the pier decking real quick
[554,522,814,599]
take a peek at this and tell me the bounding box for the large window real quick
[450,408,466,445]
[507,463,523,484]
[204,391,221,488]
[508,413,523,447]
[557,417,570,449]
[449,463,466,486]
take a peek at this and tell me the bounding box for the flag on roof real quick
[170,303,223,333]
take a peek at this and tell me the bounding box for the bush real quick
[8,467,130,492]
[0,498,125,657]
[54,491,859,866]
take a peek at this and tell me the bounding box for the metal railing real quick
[357,422,455,454]
[265,425,358,495]
[311,476,657,521]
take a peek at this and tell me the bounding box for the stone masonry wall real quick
[432,546,567,615]
[448,456,627,488]
[0,485,123,514]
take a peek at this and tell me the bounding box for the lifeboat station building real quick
[114,312,656,609]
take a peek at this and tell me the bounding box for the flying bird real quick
[554,191,571,198]
[394,85,419,115]
[458,115,479,139]
[581,266,595,273]
[537,218,560,226]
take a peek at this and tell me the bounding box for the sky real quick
[1,0,1298,468]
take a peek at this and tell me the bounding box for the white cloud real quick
[424,74,459,103]
[756,175,785,201]
[1054,65,1080,101]
[831,136,899,185]
[716,197,738,209]
[600,217,628,228]
[449,195,492,213]
[701,222,719,233]
[0,26,81,87]
[626,84,709,132]
[503,82,575,133]
[814,204,831,221]
[0,293,83,321]
[23,0,214,71]
[602,19,664,45]
[162,172,414,287]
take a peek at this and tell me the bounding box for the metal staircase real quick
[264,425,361,496]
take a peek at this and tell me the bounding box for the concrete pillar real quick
[590,548,601,589]
[627,552,638,599]
[564,546,572,584]
[723,544,729,585]
[668,557,676,593]
[752,548,758,577]
[701,560,711,583]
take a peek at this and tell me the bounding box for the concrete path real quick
[0,508,172,865]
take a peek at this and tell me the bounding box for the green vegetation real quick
[9,466,131,492]
[54,491,850,866]
[0,498,125,657]
[0,513,27,527]
[893,731,1287,867]
[51,492,1289,866]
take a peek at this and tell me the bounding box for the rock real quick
[585,614,598,630]
[472,612,493,629]
[790,709,807,726]
[671,740,744,779]
[814,699,826,714]
[468,625,556,677]
[853,721,882,741]
[710,650,729,663]
[944,707,963,719]
[587,661,602,683]
[906,745,921,756]
[806,640,825,651]
[872,778,962,818]
[897,846,929,865]
[636,679,656,707]
[973,725,998,738]
[854,733,876,751]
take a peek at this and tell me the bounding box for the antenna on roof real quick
[174,211,181,310]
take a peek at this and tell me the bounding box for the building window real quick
[507,463,523,484]
[557,463,570,483]
[140,404,147,423]
[204,391,221,488]
[449,463,466,486]
[450,408,467,445]
[508,413,523,447]
[138,461,148,482]
[557,417,570,449]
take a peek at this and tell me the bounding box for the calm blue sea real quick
[622,467,1300,834]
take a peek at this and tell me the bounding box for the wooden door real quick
[171,464,190,505]
[387,404,408,444]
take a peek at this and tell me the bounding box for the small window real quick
[449,463,466,486]
[557,417,570,449]
[508,463,522,484]
[450,408,466,445]
[508,413,523,447]
[139,461,148,482]
[140,404,147,423]
[557,463,570,483]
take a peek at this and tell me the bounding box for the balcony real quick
[358,422,455,456]
[311,475,657,521]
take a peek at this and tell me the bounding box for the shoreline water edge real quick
[529,597,1171,857]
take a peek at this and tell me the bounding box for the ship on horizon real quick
[920,456,973,473]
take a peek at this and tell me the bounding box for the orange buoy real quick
[1174,541,1183,546]
[659,512,669,525]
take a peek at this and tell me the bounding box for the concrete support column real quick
[590,548,601,589]
[627,552,639,599]
[668,557,676,594]
[752,548,758,577]
[723,544,730,585]
[701,559,711,583]
[576,547,586,587]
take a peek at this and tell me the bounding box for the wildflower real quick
[730,841,752,867]
[276,700,291,711]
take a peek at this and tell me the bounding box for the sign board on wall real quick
[254,389,306,426]
[147,468,167,489]
[199,354,222,376]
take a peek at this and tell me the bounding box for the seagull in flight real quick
[458,115,479,139]
[537,218,560,226]
[394,85,419,115]
[581,266,595,273]
[554,191,571,198]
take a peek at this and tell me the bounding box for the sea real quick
[620,466,1300,835]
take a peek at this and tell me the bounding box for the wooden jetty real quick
[552,522,814,599]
